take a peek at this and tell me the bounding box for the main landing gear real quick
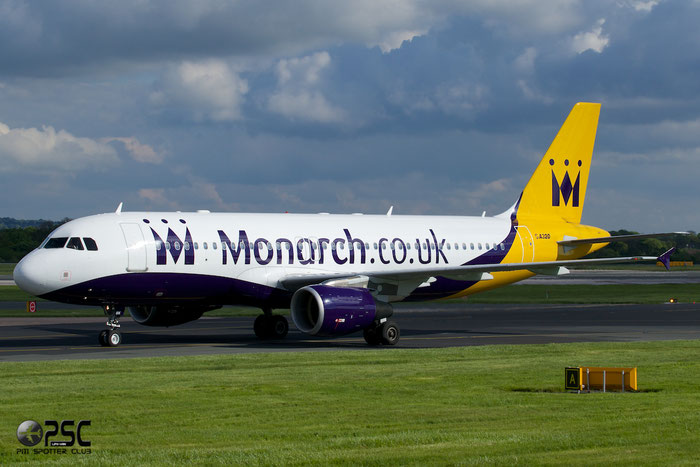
[254,308,289,340]
[363,318,400,346]
[99,305,124,347]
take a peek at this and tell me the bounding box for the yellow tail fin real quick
[518,102,601,224]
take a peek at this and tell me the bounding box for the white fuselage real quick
[14,210,519,307]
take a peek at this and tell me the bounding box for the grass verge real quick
[0,263,15,276]
[1,340,700,464]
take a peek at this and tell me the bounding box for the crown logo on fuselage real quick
[550,158,581,207]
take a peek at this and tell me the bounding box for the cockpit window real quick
[83,238,98,251]
[66,237,85,250]
[44,237,69,249]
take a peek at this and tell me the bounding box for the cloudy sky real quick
[0,0,698,232]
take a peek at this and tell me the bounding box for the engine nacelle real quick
[290,285,393,336]
[128,305,217,327]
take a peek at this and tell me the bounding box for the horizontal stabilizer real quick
[558,232,690,247]
[657,247,676,271]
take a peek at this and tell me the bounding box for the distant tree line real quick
[0,219,69,262]
[0,220,698,264]
[588,230,700,263]
[0,217,60,229]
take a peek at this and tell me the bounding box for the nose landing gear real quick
[99,305,124,347]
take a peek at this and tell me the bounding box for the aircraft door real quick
[120,223,148,272]
[515,226,535,263]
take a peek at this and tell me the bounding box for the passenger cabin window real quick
[45,237,69,249]
[83,237,98,251]
[66,237,84,250]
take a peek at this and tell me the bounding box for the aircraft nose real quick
[14,253,49,296]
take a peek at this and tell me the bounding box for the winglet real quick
[657,247,676,271]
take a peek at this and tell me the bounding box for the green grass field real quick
[2,340,700,464]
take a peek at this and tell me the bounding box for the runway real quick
[2,301,699,362]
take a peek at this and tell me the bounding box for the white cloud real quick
[571,18,609,54]
[138,188,174,208]
[514,47,538,74]
[375,29,426,53]
[0,121,118,171]
[434,82,489,116]
[268,91,346,124]
[102,137,165,164]
[268,51,347,123]
[138,177,233,211]
[516,79,554,104]
[626,0,661,12]
[150,60,249,122]
[387,80,489,117]
[275,52,331,86]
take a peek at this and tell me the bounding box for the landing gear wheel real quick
[254,314,271,339]
[363,327,381,346]
[100,305,124,347]
[379,320,400,346]
[270,315,289,339]
[254,314,289,339]
[107,330,122,347]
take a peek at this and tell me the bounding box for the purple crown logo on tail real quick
[551,158,581,207]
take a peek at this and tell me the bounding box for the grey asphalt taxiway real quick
[2,301,700,362]
[2,268,699,362]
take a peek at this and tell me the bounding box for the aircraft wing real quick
[280,251,671,293]
[557,232,690,246]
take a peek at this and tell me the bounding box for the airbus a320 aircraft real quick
[14,103,677,347]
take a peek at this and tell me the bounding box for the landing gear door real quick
[120,223,148,272]
[515,226,535,263]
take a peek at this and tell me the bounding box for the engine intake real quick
[128,305,218,327]
[290,285,393,336]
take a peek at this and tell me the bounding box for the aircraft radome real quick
[14,103,679,347]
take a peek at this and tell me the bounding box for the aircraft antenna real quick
[115,202,123,215]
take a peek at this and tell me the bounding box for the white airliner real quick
[14,103,677,347]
